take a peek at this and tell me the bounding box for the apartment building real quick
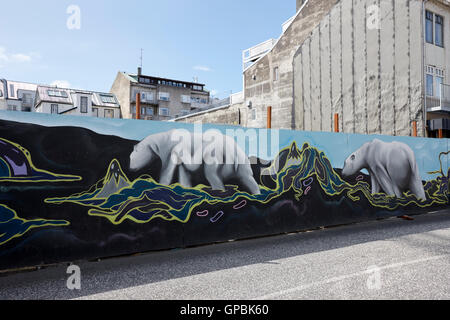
[110,69,210,121]
[35,85,121,118]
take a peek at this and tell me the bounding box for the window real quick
[158,92,170,101]
[274,67,279,81]
[192,85,203,91]
[426,66,446,98]
[22,93,32,105]
[251,108,257,121]
[7,105,17,111]
[92,108,99,117]
[100,95,116,104]
[436,76,443,98]
[146,107,154,116]
[181,95,191,104]
[51,104,59,114]
[435,14,444,47]
[131,106,136,114]
[426,74,434,96]
[9,85,15,98]
[104,109,114,118]
[159,108,169,117]
[80,96,88,113]
[426,11,434,44]
[141,92,154,102]
[47,90,68,98]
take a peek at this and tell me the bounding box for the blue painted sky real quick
[0,0,295,98]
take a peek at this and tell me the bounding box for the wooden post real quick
[412,121,417,137]
[438,129,444,139]
[334,114,339,133]
[267,106,272,129]
[136,92,141,120]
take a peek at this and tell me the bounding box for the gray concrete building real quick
[177,0,450,138]
[110,69,211,121]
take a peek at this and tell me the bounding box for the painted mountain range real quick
[45,141,449,225]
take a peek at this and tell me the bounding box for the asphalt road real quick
[1,209,450,300]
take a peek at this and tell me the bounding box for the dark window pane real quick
[435,15,444,47]
[426,74,434,96]
[426,11,433,44]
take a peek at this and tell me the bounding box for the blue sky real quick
[0,0,295,98]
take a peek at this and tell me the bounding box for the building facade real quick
[177,0,450,138]
[1,78,121,118]
[110,69,211,121]
[293,0,450,138]
[0,79,38,112]
[35,85,121,118]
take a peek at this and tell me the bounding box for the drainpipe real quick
[422,0,429,137]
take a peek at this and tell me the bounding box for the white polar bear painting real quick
[129,130,261,195]
[342,139,427,200]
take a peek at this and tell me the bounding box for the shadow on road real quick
[0,209,449,300]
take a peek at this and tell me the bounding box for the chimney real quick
[138,67,142,76]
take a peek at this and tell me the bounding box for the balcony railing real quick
[427,83,450,113]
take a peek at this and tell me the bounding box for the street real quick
[1,209,450,300]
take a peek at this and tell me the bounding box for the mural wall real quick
[0,111,448,271]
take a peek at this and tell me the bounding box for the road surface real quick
[1,209,449,300]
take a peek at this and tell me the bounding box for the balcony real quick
[242,39,276,70]
[427,83,450,113]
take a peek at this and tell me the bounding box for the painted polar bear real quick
[129,130,261,195]
[342,139,426,200]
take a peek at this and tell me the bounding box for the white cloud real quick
[193,65,213,72]
[50,80,71,88]
[10,53,32,63]
[0,47,35,63]
[0,47,8,62]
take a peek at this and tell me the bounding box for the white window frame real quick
[181,95,191,104]
[141,92,154,102]
[100,95,116,104]
[426,66,446,98]
[47,90,68,98]
[158,92,170,101]
[159,107,170,117]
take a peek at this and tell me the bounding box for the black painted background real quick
[0,119,445,270]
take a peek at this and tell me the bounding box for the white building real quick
[0,79,38,112]
[35,85,121,119]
